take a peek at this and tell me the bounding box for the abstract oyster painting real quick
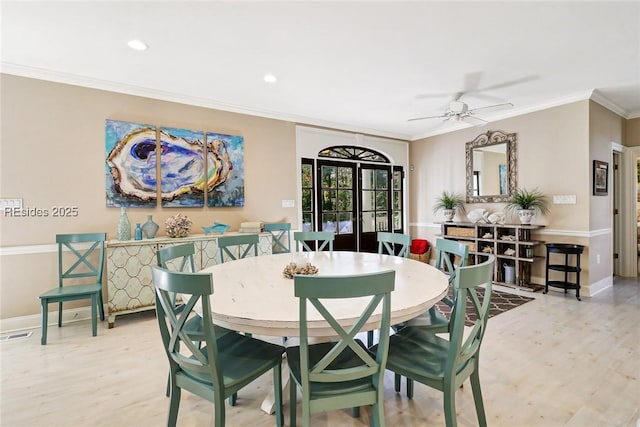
[105,120,158,207]
[105,120,244,208]
[206,132,244,207]
[159,127,206,207]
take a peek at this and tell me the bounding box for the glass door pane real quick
[317,160,356,251]
[359,164,391,253]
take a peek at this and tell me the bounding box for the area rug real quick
[434,287,534,326]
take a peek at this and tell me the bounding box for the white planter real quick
[517,209,535,224]
[443,209,455,222]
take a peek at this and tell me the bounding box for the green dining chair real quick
[293,231,334,252]
[366,232,411,346]
[217,234,259,263]
[157,243,232,398]
[264,223,291,254]
[286,270,395,427]
[395,238,471,393]
[157,242,197,273]
[151,265,284,427]
[405,238,470,332]
[39,232,106,345]
[373,255,495,427]
[377,232,411,258]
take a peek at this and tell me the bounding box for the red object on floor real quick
[411,239,429,254]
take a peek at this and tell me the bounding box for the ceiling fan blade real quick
[468,102,514,113]
[407,114,448,122]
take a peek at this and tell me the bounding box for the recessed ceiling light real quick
[263,73,278,83]
[127,39,148,51]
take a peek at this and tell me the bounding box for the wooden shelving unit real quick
[439,222,545,291]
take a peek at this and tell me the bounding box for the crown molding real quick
[2,62,634,141]
[590,89,630,118]
[0,62,411,141]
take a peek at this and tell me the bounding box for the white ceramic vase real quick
[443,209,455,222]
[517,209,535,224]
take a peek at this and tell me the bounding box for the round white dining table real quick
[199,251,448,337]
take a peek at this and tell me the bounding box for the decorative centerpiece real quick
[165,213,192,238]
[283,262,318,279]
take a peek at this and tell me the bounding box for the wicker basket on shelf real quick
[445,227,475,238]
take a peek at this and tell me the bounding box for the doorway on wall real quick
[613,151,621,276]
[300,146,404,252]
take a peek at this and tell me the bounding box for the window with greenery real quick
[301,158,314,231]
[319,163,354,234]
[392,167,404,231]
[361,167,390,233]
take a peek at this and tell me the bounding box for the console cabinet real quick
[106,233,272,327]
[440,222,545,291]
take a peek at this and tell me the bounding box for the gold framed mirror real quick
[465,129,517,203]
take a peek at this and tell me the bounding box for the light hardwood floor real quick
[1,277,638,427]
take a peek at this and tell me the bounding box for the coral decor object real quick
[283,262,319,279]
[165,214,192,238]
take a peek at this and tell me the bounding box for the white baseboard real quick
[586,276,614,297]
[0,305,98,334]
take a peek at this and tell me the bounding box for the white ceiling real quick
[2,1,639,141]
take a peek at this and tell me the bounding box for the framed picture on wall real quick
[593,160,608,196]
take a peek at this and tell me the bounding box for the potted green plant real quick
[505,187,549,224]
[433,191,466,222]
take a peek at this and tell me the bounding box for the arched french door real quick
[301,146,404,252]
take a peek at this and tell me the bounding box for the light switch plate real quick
[553,195,576,204]
[0,198,23,210]
[282,199,295,208]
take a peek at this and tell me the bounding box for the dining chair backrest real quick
[57,233,106,287]
[157,243,196,272]
[447,255,495,379]
[264,223,291,254]
[291,270,395,425]
[402,238,471,334]
[435,238,470,281]
[152,266,216,379]
[377,232,411,258]
[293,231,334,252]
[217,234,259,263]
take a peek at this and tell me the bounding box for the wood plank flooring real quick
[1,277,638,426]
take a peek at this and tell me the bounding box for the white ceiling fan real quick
[408,72,536,126]
[408,94,514,126]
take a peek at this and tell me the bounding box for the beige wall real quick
[409,101,590,229]
[0,74,298,318]
[588,101,624,285]
[627,118,640,146]
[0,73,633,321]
[409,101,594,287]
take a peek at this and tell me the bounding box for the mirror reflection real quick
[472,143,507,196]
[466,130,517,203]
